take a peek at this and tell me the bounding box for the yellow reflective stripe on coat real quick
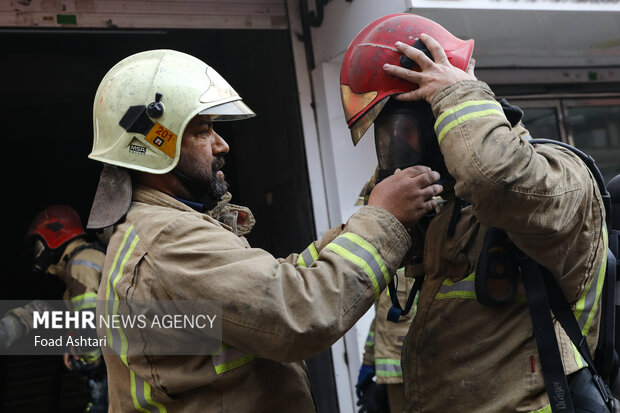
[104,225,139,366]
[434,100,504,144]
[436,273,477,300]
[103,226,166,412]
[570,231,608,368]
[213,343,255,374]
[326,233,390,300]
[529,404,552,413]
[435,273,527,302]
[375,358,402,378]
[80,347,102,364]
[365,331,375,347]
[71,292,98,312]
[297,243,319,267]
[574,231,608,336]
[130,370,167,413]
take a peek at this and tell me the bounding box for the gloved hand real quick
[356,381,389,413]
[499,98,524,127]
[356,364,376,398]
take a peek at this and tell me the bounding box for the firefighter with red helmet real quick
[341,13,608,412]
[0,205,108,413]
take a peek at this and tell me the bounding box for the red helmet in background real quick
[27,205,85,250]
[340,13,474,145]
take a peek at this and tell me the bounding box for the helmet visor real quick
[199,100,256,121]
[350,97,389,146]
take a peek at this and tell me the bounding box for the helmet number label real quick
[144,123,177,158]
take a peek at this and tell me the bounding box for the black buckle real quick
[593,373,613,405]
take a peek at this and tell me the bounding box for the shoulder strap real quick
[521,254,614,412]
[520,256,575,412]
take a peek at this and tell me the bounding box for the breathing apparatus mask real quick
[374,98,451,184]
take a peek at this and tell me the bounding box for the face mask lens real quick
[374,113,422,173]
[32,239,45,262]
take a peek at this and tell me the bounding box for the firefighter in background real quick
[0,205,108,413]
[356,173,421,413]
[340,13,609,412]
[85,49,441,412]
[357,268,415,413]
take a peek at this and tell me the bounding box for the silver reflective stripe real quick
[330,236,387,292]
[70,259,102,273]
[375,358,402,377]
[299,243,318,267]
[130,370,167,413]
[575,244,608,335]
[435,102,502,137]
[365,331,375,347]
[71,293,98,312]
[434,100,504,143]
[213,344,255,374]
[105,227,138,360]
[437,279,476,298]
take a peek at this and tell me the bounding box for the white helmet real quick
[87,49,254,229]
[90,49,254,173]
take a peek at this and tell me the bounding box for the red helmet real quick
[340,13,474,145]
[27,205,85,250]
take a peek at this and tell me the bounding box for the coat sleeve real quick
[151,205,411,362]
[430,81,603,264]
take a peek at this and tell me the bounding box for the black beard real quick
[174,156,228,210]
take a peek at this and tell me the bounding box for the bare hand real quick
[63,350,79,371]
[368,165,442,228]
[383,34,476,103]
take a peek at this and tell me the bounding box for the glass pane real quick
[567,105,620,184]
[521,107,560,140]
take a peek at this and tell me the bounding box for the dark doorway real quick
[0,27,323,412]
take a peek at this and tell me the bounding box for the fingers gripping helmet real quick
[340,13,474,145]
[87,50,255,229]
[90,49,255,173]
[25,205,85,274]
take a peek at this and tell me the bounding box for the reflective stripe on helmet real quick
[325,233,391,300]
[434,100,504,144]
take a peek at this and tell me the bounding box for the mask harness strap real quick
[386,270,423,323]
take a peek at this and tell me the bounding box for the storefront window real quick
[521,107,560,140]
[567,104,620,183]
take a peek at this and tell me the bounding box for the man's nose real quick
[212,132,230,155]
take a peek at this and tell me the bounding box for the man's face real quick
[175,114,230,203]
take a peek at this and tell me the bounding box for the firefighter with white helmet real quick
[340,13,609,412]
[88,49,443,412]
